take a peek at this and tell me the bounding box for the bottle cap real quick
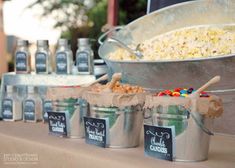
[27,86,35,94]
[37,40,49,47]
[6,85,14,93]
[58,39,69,46]
[17,39,29,46]
[77,38,90,46]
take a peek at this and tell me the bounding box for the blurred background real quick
[0,0,147,77]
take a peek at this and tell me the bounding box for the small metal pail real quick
[145,105,213,161]
[89,105,144,148]
[53,98,89,138]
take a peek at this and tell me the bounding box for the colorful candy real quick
[155,88,209,97]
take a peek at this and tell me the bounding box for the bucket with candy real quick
[82,73,147,148]
[144,76,223,161]
[46,74,108,138]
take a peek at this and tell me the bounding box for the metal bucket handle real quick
[189,110,214,136]
[98,26,124,45]
[145,106,214,136]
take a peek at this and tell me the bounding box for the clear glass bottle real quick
[55,39,73,74]
[23,86,42,122]
[2,85,22,121]
[35,40,52,74]
[76,38,94,75]
[15,39,31,74]
[42,99,53,123]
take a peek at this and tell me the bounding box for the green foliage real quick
[26,0,146,58]
[87,0,107,39]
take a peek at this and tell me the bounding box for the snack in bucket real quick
[144,76,223,161]
[82,73,147,148]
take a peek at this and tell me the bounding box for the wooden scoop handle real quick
[108,73,122,90]
[89,74,108,86]
[81,74,108,87]
[196,76,221,94]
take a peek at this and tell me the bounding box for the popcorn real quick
[109,26,235,61]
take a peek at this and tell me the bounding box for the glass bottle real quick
[23,86,42,122]
[55,39,73,74]
[35,40,52,74]
[42,99,53,123]
[14,39,31,74]
[2,85,22,121]
[76,38,94,75]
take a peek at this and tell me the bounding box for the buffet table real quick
[0,122,234,168]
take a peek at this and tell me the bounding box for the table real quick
[0,122,234,168]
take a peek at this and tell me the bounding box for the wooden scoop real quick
[103,73,122,92]
[190,76,221,98]
[81,74,108,87]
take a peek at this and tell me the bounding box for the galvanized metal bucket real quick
[144,105,213,161]
[53,98,89,138]
[98,0,235,134]
[89,105,144,148]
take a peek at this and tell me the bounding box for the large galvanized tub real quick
[98,0,235,134]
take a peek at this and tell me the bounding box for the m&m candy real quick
[172,92,180,97]
[156,88,209,97]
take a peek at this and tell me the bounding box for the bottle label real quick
[43,100,52,121]
[15,51,27,71]
[76,51,89,72]
[56,52,67,74]
[36,52,47,73]
[2,99,13,120]
[24,100,35,121]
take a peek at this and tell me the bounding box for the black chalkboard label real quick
[144,125,175,161]
[48,112,68,137]
[2,99,13,120]
[36,52,47,73]
[84,117,109,148]
[76,51,89,72]
[56,52,67,74]
[24,100,35,121]
[15,51,27,71]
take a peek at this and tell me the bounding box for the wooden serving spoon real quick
[81,74,109,87]
[190,76,221,98]
[188,76,220,135]
[103,73,122,93]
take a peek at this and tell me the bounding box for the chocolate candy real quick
[180,90,187,94]
[187,88,194,94]
[156,88,209,97]
[172,92,180,97]
[164,90,172,96]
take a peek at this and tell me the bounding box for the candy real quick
[180,90,187,94]
[164,90,172,96]
[91,82,144,94]
[172,92,180,97]
[157,92,166,96]
[155,88,209,97]
[181,94,188,97]
[187,88,194,94]
[174,88,182,92]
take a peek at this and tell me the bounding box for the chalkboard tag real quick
[36,52,47,73]
[15,51,27,72]
[24,100,35,121]
[48,112,69,137]
[76,51,89,72]
[2,99,13,120]
[56,52,67,74]
[84,117,109,148]
[144,124,176,161]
